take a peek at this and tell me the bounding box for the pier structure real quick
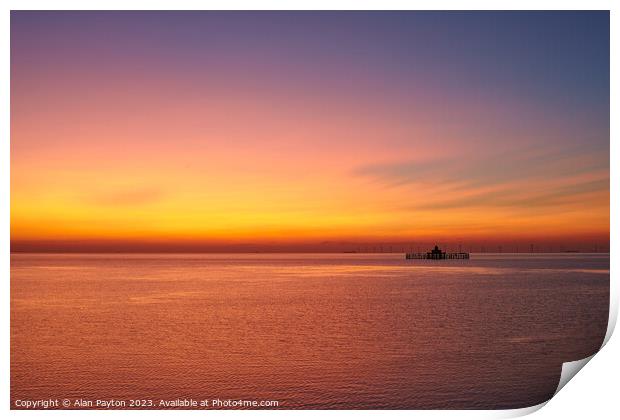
[405,245,469,260]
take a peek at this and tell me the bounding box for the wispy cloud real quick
[85,187,164,207]
[354,144,608,190]
[414,178,608,211]
[353,144,609,212]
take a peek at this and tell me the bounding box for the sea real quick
[10,253,609,409]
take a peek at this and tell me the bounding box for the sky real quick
[10,11,610,252]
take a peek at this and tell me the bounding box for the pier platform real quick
[405,245,469,260]
[405,252,470,260]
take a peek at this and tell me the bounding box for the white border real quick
[2,2,617,419]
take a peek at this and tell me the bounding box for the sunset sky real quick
[10,11,609,252]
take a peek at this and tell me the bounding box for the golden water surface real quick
[11,253,609,409]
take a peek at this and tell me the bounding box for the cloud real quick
[353,143,608,190]
[353,143,609,212]
[85,187,164,207]
[413,178,609,211]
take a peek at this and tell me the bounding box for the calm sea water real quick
[11,253,609,409]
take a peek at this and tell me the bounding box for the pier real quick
[405,245,470,260]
